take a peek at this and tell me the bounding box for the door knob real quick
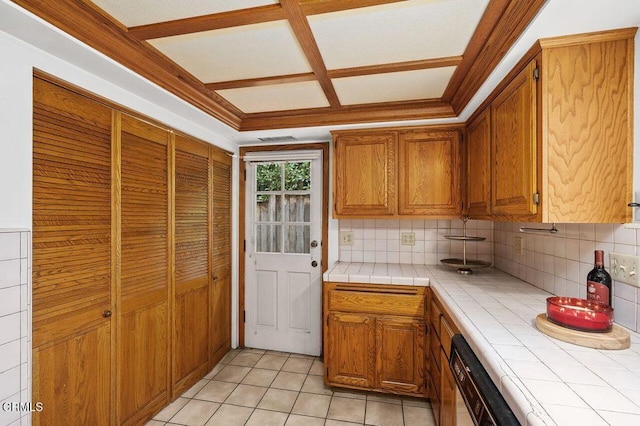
[103,310,112,318]
[311,261,318,267]
[310,240,318,248]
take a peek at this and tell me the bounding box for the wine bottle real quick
[586,250,612,306]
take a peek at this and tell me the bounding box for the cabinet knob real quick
[103,310,112,318]
[213,276,219,281]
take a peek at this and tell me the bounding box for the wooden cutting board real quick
[535,314,630,350]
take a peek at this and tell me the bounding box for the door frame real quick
[238,142,329,348]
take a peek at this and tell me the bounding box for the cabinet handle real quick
[103,310,112,318]
[213,276,219,281]
[628,202,640,208]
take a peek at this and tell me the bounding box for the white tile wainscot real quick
[0,229,31,426]
[323,262,640,426]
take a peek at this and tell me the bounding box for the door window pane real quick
[256,163,282,191]
[256,224,281,253]
[284,194,310,222]
[284,161,311,190]
[284,225,310,254]
[256,194,281,222]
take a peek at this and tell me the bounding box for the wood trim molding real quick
[327,56,463,79]
[14,0,243,129]
[206,73,317,91]
[238,142,330,348]
[280,0,340,108]
[240,100,456,131]
[128,4,286,40]
[443,0,548,114]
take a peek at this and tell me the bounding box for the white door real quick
[244,150,323,355]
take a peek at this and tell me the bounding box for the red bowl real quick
[546,297,613,332]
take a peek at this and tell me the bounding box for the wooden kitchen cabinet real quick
[333,132,397,216]
[323,282,428,397]
[333,126,463,218]
[466,28,635,222]
[398,130,462,216]
[428,288,460,426]
[465,109,491,217]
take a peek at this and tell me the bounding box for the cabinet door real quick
[32,78,114,425]
[118,114,170,424]
[398,131,462,216]
[376,316,425,395]
[210,147,232,364]
[334,133,396,216]
[440,348,456,426]
[466,110,491,216]
[491,61,538,216]
[173,135,211,396]
[326,312,376,388]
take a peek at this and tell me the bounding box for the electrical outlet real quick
[609,252,640,287]
[339,231,354,246]
[401,232,415,246]
[514,236,524,255]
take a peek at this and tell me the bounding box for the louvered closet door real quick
[118,114,171,424]
[210,147,232,362]
[173,135,211,395]
[32,78,113,425]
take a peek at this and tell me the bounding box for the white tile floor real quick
[148,348,437,426]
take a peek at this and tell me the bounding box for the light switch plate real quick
[339,231,354,246]
[609,252,640,287]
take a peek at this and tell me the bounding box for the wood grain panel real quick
[118,114,170,424]
[334,133,396,216]
[376,316,425,394]
[398,130,462,216]
[173,135,211,395]
[542,35,633,223]
[466,109,492,217]
[33,79,114,425]
[491,61,538,216]
[326,312,376,389]
[329,290,425,316]
[33,325,111,426]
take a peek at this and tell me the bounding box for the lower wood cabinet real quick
[323,282,427,397]
[429,289,460,426]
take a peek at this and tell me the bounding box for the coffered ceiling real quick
[13,0,547,131]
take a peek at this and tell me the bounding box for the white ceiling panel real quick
[217,81,329,113]
[332,67,456,105]
[92,0,279,27]
[308,0,489,69]
[148,20,311,83]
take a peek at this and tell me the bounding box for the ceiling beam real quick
[327,56,463,79]
[443,0,548,113]
[128,1,405,40]
[240,100,457,131]
[280,0,341,108]
[12,0,243,129]
[127,4,286,40]
[205,73,317,91]
[300,0,406,16]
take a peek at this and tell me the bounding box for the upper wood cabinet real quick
[491,61,538,217]
[465,109,491,217]
[334,132,397,216]
[333,126,463,218]
[398,130,461,216]
[466,28,635,223]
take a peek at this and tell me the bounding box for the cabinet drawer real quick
[328,287,425,316]
[430,300,442,338]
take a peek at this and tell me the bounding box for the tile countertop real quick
[323,262,640,426]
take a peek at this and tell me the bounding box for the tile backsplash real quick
[494,223,640,332]
[338,219,494,265]
[0,230,31,426]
